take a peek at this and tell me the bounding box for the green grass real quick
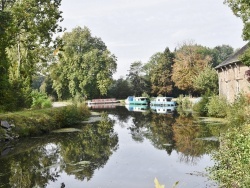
[0,103,91,138]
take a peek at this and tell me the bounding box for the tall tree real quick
[127,61,149,96]
[0,0,63,110]
[0,10,13,110]
[172,43,212,94]
[50,26,117,99]
[8,0,63,85]
[147,48,174,96]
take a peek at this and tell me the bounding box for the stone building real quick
[215,44,250,102]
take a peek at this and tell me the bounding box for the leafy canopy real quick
[50,26,117,99]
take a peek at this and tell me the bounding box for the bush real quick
[209,128,250,187]
[207,95,228,118]
[226,94,250,128]
[31,90,52,109]
[192,95,209,116]
[176,95,192,110]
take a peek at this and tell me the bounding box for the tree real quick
[50,26,117,99]
[0,0,63,110]
[7,0,63,86]
[147,48,174,96]
[172,43,212,94]
[211,45,234,67]
[0,10,13,110]
[224,0,250,40]
[193,65,218,95]
[127,61,149,96]
[108,78,133,99]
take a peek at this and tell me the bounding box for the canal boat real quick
[125,96,150,105]
[88,98,120,105]
[150,97,177,107]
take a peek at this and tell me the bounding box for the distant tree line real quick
[107,42,234,99]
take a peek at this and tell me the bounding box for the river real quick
[0,105,221,188]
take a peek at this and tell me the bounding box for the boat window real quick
[163,99,165,101]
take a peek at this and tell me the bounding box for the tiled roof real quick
[215,43,249,69]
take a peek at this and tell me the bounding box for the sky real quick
[60,0,246,79]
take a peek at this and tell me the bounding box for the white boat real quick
[150,97,177,107]
[125,96,150,105]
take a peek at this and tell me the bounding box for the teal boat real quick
[125,96,149,105]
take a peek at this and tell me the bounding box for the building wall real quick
[217,62,249,102]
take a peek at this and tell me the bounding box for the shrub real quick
[192,95,209,116]
[207,95,228,118]
[31,90,52,109]
[209,128,250,187]
[226,94,250,128]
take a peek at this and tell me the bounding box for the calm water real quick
[0,106,221,188]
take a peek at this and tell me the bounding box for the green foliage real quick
[146,48,174,96]
[31,90,52,109]
[192,95,209,116]
[212,45,234,67]
[207,95,228,118]
[209,128,250,187]
[226,94,250,127]
[176,95,192,110]
[193,66,218,95]
[208,94,250,187]
[127,61,149,96]
[50,26,117,99]
[0,103,91,137]
[0,0,63,111]
[107,78,133,99]
[240,46,250,66]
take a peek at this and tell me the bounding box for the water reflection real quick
[0,106,222,187]
[0,114,118,187]
[173,116,220,164]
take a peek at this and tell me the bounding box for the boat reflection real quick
[88,103,119,109]
[125,104,149,112]
[150,106,176,114]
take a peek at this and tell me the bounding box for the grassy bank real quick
[0,103,91,139]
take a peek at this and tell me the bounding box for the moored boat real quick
[125,96,150,105]
[88,98,120,105]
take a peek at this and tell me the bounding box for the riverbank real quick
[0,103,91,141]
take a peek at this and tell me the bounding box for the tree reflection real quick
[145,113,175,155]
[0,113,118,187]
[173,116,219,164]
[128,111,151,143]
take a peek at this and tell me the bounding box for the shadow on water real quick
[0,106,224,187]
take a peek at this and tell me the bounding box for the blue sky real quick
[60,0,246,79]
